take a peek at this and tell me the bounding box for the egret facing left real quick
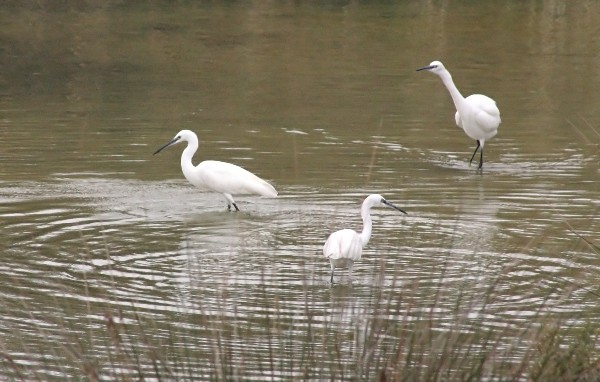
[154,129,278,211]
[416,60,501,169]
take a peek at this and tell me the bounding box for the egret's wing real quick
[323,229,363,262]
[469,94,501,135]
[197,160,277,197]
[454,111,463,129]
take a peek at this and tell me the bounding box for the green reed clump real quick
[529,322,600,381]
[1,233,599,381]
[3,278,598,381]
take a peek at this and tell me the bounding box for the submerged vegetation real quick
[1,231,599,381]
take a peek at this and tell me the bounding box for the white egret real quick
[154,130,278,211]
[323,194,407,284]
[416,60,501,169]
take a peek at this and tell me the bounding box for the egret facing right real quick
[417,60,501,169]
[323,194,407,284]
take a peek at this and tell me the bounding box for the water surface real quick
[1,2,599,379]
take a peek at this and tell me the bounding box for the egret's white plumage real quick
[323,194,407,284]
[417,60,501,169]
[154,130,277,211]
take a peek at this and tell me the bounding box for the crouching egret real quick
[154,130,278,211]
[416,60,501,169]
[323,194,407,284]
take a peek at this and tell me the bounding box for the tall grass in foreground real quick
[1,232,599,381]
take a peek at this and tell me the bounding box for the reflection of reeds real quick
[566,116,600,146]
[366,118,384,183]
[1,234,599,381]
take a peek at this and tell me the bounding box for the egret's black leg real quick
[469,140,481,166]
[478,146,484,169]
[227,203,240,212]
[330,269,334,284]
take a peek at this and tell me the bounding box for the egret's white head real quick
[363,194,407,214]
[416,60,446,75]
[154,129,196,155]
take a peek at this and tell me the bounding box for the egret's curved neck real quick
[359,204,373,247]
[438,70,466,111]
[180,137,199,179]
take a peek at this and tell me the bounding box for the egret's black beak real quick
[153,137,180,155]
[416,65,436,72]
[382,199,407,214]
